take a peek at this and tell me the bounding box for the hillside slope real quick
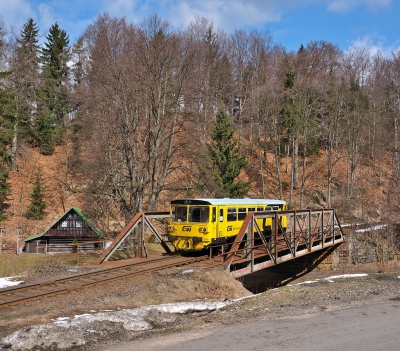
[0,142,397,253]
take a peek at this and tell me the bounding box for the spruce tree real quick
[208,108,251,198]
[41,22,70,115]
[17,18,40,69]
[37,22,70,154]
[12,18,41,165]
[26,167,47,220]
[0,97,12,221]
[0,35,14,220]
[0,83,13,220]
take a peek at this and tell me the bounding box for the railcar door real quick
[209,206,218,237]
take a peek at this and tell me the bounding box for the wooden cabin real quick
[24,207,105,253]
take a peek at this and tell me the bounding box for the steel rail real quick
[0,254,208,308]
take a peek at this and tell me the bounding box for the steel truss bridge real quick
[96,209,345,278]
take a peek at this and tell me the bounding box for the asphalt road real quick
[98,300,400,351]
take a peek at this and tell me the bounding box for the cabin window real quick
[227,208,237,221]
[76,221,82,228]
[238,207,247,220]
[61,221,68,228]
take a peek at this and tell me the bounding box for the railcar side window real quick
[219,209,224,222]
[248,207,255,213]
[257,207,264,211]
[227,208,237,221]
[266,206,272,211]
[238,207,247,220]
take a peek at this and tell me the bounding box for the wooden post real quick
[0,228,3,256]
[16,228,20,255]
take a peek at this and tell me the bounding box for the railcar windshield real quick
[171,205,210,223]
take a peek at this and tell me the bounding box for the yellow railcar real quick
[167,198,287,251]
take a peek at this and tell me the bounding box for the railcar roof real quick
[170,198,286,206]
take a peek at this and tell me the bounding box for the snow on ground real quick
[0,277,24,289]
[355,224,387,232]
[293,273,368,285]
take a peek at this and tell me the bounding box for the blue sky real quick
[1,0,399,55]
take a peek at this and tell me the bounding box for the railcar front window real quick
[173,206,188,222]
[189,206,209,223]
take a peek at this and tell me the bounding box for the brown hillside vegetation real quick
[1,144,87,252]
[1,139,399,254]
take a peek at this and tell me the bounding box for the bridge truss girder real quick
[222,208,345,278]
[95,212,170,265]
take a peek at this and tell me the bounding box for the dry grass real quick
[0,252,100,277]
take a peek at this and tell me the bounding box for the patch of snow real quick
[182,269,195,274]
[293,274,368,286]
[74,313,93,319]
[325,274,368,280]
[294,279,320,285]
[52,317,70,325]
[0,277,24,289]
[355,225,387,232]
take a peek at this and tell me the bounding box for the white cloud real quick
[347,35,400,57]
[38,3,56,32]
[103,0,139,16]
[101,0,305,31]
[0,0,35,32]
[327,0,393,13]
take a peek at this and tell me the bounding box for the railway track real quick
[0,254,209,308]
